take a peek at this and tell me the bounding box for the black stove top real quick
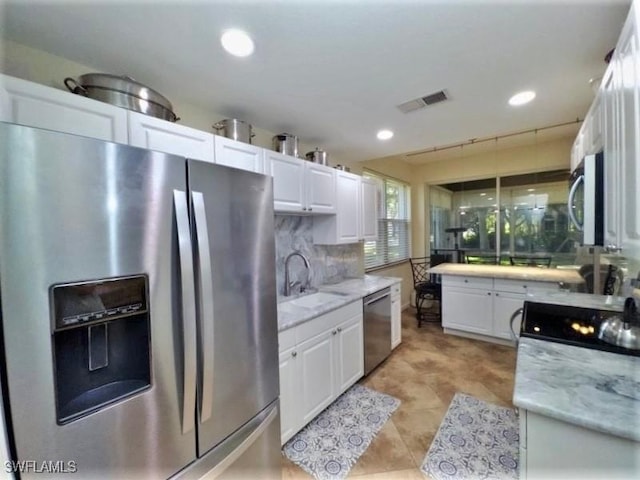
[520,301,640,357]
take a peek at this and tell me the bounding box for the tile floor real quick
[281,308,517,479]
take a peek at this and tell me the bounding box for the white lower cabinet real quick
[441,276,559,342]
[128,111,214,162]
[298,329,336,426]
[520,409,640,480]
[391,282,402,349]
[442,286,494,336]
[278,301,363,445]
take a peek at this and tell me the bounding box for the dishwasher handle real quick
[364,288,391,306]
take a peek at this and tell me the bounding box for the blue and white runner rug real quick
[421,393,519,480]
[283,384,400,480]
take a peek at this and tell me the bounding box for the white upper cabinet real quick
[313,170,360,244]
[213,135,264,173]
[602,65,622,250]
[0,74,128,143]
[305,163,337,214]
[128,111,214,162]
[360,176,378,241]
[266,151,306,212]
[265,151,336,214]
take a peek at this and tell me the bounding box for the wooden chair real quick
[465,255,499,265]
[509,256,552,268]
[409,255,448,327]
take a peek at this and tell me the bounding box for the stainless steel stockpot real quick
[272,133,299,157]
[305,148,328,165]
[213,119,254,144]
[64,73,179,122]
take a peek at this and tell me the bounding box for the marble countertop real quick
[277,275,402,332]
[524,290,628,311]
[514,338,640,442]
[429,263,585,284]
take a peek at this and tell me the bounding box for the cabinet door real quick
[266,151,306,213]
[492,291,525,340]
[336,171,360,243]
[305,163,336,214]
[335,314,364,395]
[360,176,379,241]
[213,135,264,173]
[298,331,336,425]
[602,65,622,250]
[278,347,299,445]
[391,294,402,349]
[0,74,127,143]
[128,111,214,162]
[441,286,493,335]
[618,14,640,252]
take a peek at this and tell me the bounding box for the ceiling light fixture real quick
[221,29,254,57]
[480,193,487,196]
[377,129,394,140]
[509,90,536,106]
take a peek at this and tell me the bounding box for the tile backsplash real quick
[274,215,363,297]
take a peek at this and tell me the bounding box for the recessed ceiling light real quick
[527,188,536,192]
[508,90,536,106]
[480,193,487,196]
[377,129,394,140]
[221,29,254,57]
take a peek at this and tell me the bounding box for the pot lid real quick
[75,73,174,112]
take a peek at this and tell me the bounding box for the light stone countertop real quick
[277,275,402,332]
[524,290,628,311]
[429,263,585,284]
[514,337,640,442]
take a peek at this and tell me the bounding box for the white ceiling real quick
[1,0,631,164]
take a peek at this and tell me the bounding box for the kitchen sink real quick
[283,291,348,309]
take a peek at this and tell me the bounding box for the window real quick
[429,170,577,266]
[363,171,411,270]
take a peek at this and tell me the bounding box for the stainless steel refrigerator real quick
[0,122,280,479]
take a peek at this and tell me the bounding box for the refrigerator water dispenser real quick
[51,275,151,424]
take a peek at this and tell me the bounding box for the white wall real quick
[0,39,317,154]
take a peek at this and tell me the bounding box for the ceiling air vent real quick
[397,90,449,113]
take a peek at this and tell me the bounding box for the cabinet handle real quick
[487,292,491,296]
[495,292,499,297]
[332,330,338,335]
[302,207,307,211]
[308,207,313,211]
[337,327,342,332]
[464,279,469,283]
[523,285,528,289]
[291,351,297,358]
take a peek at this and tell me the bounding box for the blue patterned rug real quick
[421,393,519,480]
[282,384,400,479]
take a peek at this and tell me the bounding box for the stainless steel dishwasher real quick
[363,287,392,375]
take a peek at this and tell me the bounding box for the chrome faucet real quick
[284,251,310,296]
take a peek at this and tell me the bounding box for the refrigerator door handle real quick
[192,191,215,424]
[174,189,198,435]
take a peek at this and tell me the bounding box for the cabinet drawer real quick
[278,327,297,352]
[295,300,362,344]
[442,275,493,290]
[494,279,559,294]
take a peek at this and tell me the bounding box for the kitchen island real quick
[514,338,640,479]
[428,263,585,344]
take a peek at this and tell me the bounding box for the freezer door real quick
[0,123,197,478]
[187,160,279,455]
